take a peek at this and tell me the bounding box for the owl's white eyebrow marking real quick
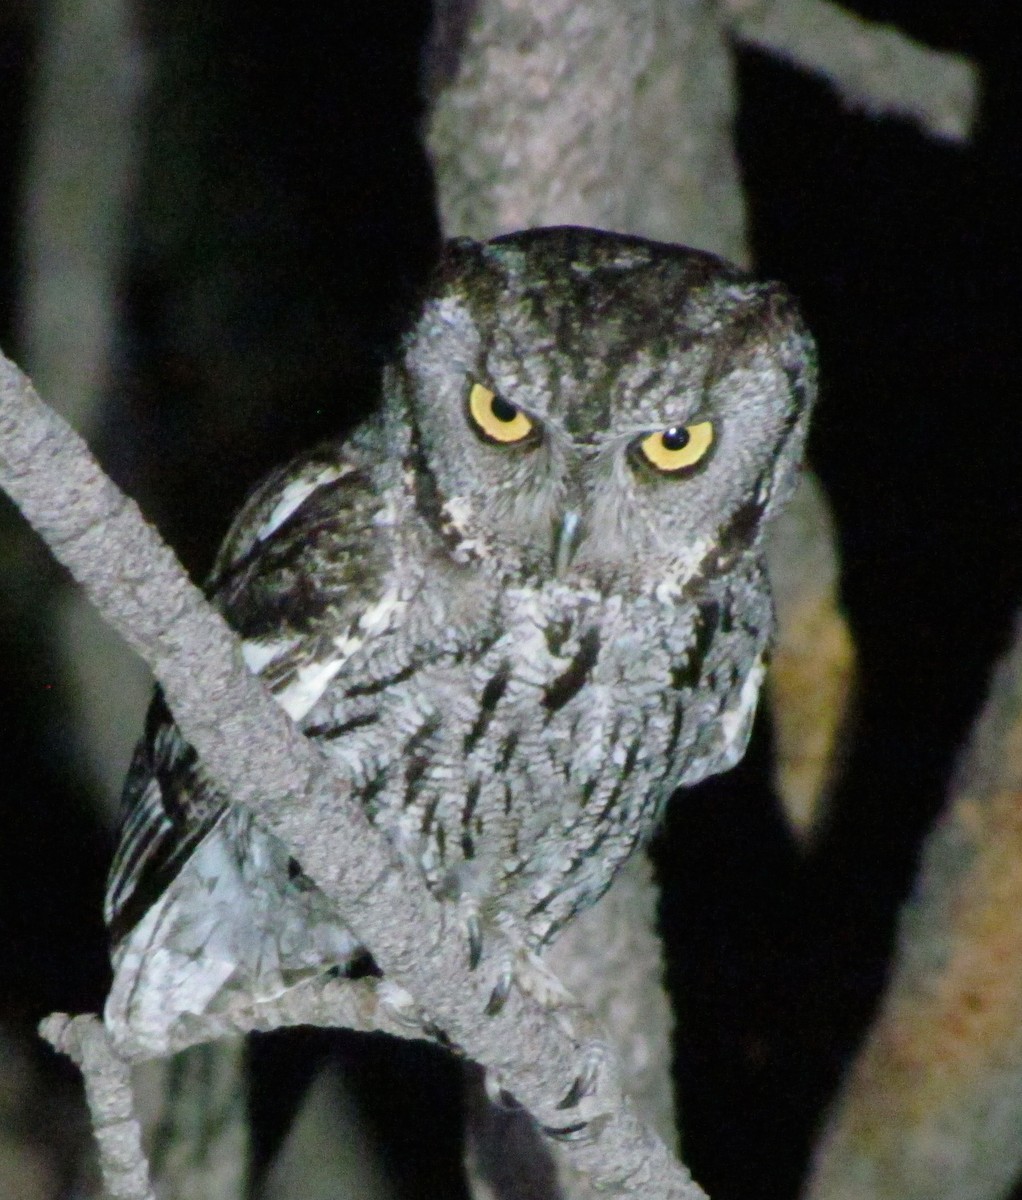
[254,465,350,543]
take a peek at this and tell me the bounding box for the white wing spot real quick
[255,465,351,543]
[720,657,766,755]
[271,591,404,723]
[357,587,403,636]
[275,658,346,722]
[241,638,297,675]
[655,537,711,602]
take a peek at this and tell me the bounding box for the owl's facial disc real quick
[459,368,724,577]
[399,227,816,585]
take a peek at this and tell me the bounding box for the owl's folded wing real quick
[104,439,391,949]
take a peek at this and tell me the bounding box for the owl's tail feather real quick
[105,807,363,1050]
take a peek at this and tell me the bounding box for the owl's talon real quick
[467,914,483,970]
[482,1068,523,1112]
[556,1045,604,1109]
[484,962,513,1015]
[541,1118,590,1141]
[377,979,422,1029]
[420,1018,454,1049]
[497,1088,523,1112]
[555,1072,588,1111]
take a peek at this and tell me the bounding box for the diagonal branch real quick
[724,0,978,142]
[0,348,707,1198]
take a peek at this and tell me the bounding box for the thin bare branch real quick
[724,0,978,142]
[40,1015,155,1200]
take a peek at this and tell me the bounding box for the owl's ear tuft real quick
[758,286,817,389]
[444,235,485,255]
[427,237,507,320]
[438,236,488,282]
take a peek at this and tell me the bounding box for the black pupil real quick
[661,426,690,451]
[491,395,518,423]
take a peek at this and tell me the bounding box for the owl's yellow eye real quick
[637,421,714,474]
[467,382,535,445]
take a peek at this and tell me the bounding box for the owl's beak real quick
[553,510,584,574]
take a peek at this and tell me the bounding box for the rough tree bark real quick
[803,612,1022,1200]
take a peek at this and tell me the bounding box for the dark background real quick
[1,3,1020,1198]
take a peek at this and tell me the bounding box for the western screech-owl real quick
[104,226,816,1042]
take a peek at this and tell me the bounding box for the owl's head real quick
[391,226,815,589]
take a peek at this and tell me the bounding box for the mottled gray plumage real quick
[104,226,815,1041]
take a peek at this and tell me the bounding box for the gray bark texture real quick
[724,0,977,141]
[427,0,747,259]
[802,610,1022,1200]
